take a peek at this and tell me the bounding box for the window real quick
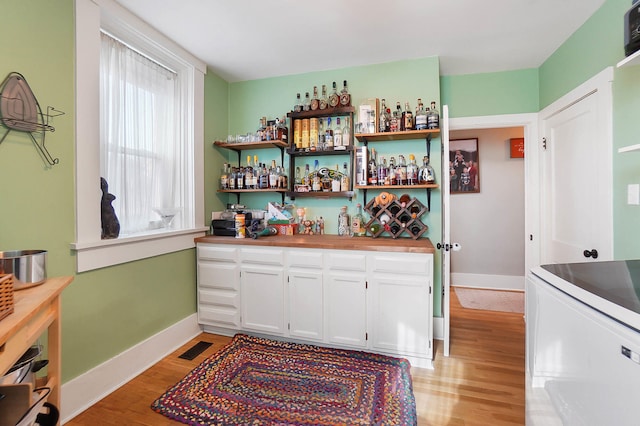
[73,0,206,272]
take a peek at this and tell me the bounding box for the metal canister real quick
[301,119,310,149]
[309,118,319,150]
[293,119,302,150]
[235,213,246,238]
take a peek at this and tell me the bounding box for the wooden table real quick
[0,276,74,420]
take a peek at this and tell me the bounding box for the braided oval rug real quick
[152,333,417,425]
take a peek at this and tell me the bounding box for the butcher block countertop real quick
[195,234,435,254]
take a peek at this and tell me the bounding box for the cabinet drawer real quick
[198,305,240,328]
[369,253,432,275]
[326,252,366,272]
[287,249,323,269]
[198,245,237,262]
[198,263,239,290]
[239,248,284,265]
[199,289,239,309]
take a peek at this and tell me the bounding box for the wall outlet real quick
[628,184,640,205]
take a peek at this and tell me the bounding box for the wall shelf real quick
[618,143,640,153]
[617,50,640,68]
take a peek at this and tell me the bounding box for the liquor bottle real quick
[319,84,328,110]
[427,101,440,129]
[397,154,407,185]
[393,102,402,131]
[328,81,340,108]
[407,154,418,185]
[318,118,325,150]
[368,148,378,185]
[254,155,260,188]
[220,163,229,189]
[303,163,310,186]
[301,118,310,151]
[342,116,352,147]
[389,222,401,236]
[277,166,288,189]
[295,166,302,185]
[275,117,288,143]
[245,156,254,189]
[338,206,351,236]
[418,155,436,184]
[377,156,387,186]
[340,162,350,191]
[294,119,302,150]
[409,222,422,237]
[379,99,389,133]
[332,165,341,192]
[303,91,311,111]
[388,157,397,185]
[312,159,322,192]
[339,80,351,107]
[294,93,302,112]
[269,160,278,189]
[414,99,428,130]
[257,117,266,141]
[398,211,412,227]
[403,102,413,131]
[229,167,237,189]
[334,117,343,149]
[325,117,334,149]
[351,203,366,237]
[310,117,319,152]
[310,86,320,111]
[236,166,244,189]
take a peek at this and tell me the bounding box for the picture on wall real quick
[449,138,479,193]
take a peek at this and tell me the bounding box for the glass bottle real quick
[269,160,279,189]
[340,162,350,191]
[392,102,402,131]
[303,91,311,111]
[403,101,413,131]
[339,80,351,107]
[328,81,340,108]
[418,155,436,184]
[312,159,322,192]
[427,101,440,129]
[332,164,341,192]
[415,99,428,130]
[325,117,334,149]
[368,148,378,185]
[334,117,343,149]
[377,156,387,186]
[342,116,352,147]
[302,163,310,186]
[294,93,302,112]
[295,166,302,185]
[318,118,325,151]
[220,162,229,189]
[351,203,366,237]
[310,117,319,152]
[338,206,351,236]
[245,155,254,189]
[276,117,288,143]
[397,154,407,185]
[310,86,319,111]
[277,165,288,189]
[319,84,328,110]
[388,157,397,185]
[407,154,418,185]
[379,99,389,133]
[229,166,237,189]
[236,166,244,189]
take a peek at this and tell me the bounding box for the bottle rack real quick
[364,196,428,240]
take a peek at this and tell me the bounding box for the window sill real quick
[71,227,208,272]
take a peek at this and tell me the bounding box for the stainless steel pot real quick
[0,250,47,289]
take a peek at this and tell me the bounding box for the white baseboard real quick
[61,313,202,424]
[451,272,525,291]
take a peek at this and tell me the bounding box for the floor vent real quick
[178,341,212,360]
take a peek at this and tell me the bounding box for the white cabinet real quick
[287,249,324,342]
[368,252,433,359]
[197,245,240,328]
[239,247,285,335]
[196,242,433,366]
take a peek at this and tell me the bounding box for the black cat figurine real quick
[100,177,120,239]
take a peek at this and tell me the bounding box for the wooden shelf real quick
[617,50,640,68]
[286,190,354,200]
[213,140,288,151]
[287,106,355,119]
[217,189,287,193]
[288,146,354,157]
[355,129,440,142]
[618,143,640,153]
[355,184,439,190]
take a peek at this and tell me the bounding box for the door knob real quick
[583,249,598,259]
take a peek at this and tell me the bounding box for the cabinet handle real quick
[583,249,598,259]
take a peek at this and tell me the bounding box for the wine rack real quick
[364,196,428,240]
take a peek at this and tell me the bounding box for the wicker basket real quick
[0,274,15,322]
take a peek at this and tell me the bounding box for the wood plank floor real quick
[66,291,524,425]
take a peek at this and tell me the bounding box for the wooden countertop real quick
[195,234,435,254]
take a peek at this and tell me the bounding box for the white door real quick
[325,272,367,348]
[540,68,613,264]
[240,265,285,334]
[288,269,323,341]
[440,105,452,357]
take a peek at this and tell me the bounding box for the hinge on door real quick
[365,281,368,289]
[288,323,290,330]
[287,276,290,283]
[365,332,368,341]
[429,341,431,349]
[542,137,547,150]
[429,286,432,295]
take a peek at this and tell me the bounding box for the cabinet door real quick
[240,265,285,335]
[369,274,431,357]
[288,269,323,342]
[325,272,367,348]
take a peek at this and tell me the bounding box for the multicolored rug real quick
[151,333,417,425]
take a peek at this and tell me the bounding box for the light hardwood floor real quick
[66,291,525,425]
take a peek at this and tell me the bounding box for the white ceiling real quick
[115,0,607,83]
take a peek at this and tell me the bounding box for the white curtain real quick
[100,32,186,235]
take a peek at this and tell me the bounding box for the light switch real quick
[628,184,640,205]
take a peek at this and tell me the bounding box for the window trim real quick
[74,0,206,272]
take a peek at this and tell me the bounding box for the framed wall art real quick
[449,138,479,193]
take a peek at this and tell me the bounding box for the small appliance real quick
[625,0,640,56]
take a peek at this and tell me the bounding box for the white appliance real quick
[526,260,640,425]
